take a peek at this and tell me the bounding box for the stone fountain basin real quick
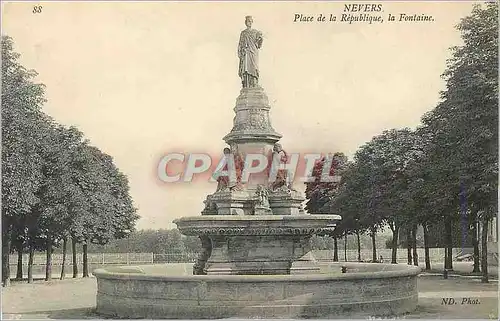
[173,215,342,275]
[94,262,421,319]
[173,214,342,236]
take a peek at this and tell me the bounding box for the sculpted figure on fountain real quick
[270,143,296,193]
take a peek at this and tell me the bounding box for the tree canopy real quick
[2,35,139,285]
[304,3,497,274]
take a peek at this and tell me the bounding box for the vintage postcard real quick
[1,0,498,319]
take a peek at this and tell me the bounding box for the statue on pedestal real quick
[254,184,271,215]
[238,16,263,88]
[214,148,231,192]
[201,196,217,215]
[256,185,270,206]
[231,146,245,191]
[270,143,291,192]
[213,146,244,192]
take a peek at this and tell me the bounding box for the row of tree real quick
[2,35,139,286]
[43,228,386,254]
[305,3,498,282]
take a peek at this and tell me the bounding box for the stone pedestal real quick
[269,189,306,215]
[224,86,281,146]
[210,190,253,215]
[290,251,321,274]
[206,244,321,275]
[206,235,300,275]
[202,189,273,216]
[254,204,272,215]
[205,234,317,275]
[223,86,282,188]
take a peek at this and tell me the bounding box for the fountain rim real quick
[173,214,342,236]
[93,264,421,282]
[173,214,342,235]
[173,214,342,223]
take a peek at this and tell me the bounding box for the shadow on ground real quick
[3,308,100,320]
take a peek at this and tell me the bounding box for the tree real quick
[2,35,140,284]
[33,124,87,281]
[12,222,28,280]
[442,3,498,282]
[305,153,347,214]
[421,3,497,279]
[305,153,348,261]
[2,36,46,286]
[337,129,420,264]
[322,161,369,262]
[89,147,138,243]
[68,144,138,276]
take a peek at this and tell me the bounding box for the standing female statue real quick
[238,16,263,88]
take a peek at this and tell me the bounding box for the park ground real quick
[1,262,498,320]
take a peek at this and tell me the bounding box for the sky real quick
[2,1,475,229]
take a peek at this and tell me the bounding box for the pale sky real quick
[2,1,474,229]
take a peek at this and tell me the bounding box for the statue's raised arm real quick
[238,16,263,88]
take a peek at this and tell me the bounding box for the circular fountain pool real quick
[93,262,421,319]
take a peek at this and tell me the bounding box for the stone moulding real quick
[173,215,341,236]
[179,227,336,236]
[94,263,421,282]
[223,131,282,144]
[234,86,272,110]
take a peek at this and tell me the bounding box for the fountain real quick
[93,16,421,319]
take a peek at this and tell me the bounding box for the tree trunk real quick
[45,238,53,281]
[371,228,377,262]
[16,242,23,280]
[356,231,361,262]
[344,234,347,262]
[60,237,67,280]
[406,228,412,265]
[444,216,453,270]
[481,217,489,283]
[448,248,453,269]
[333,236,338,262]
[72,237,78,278]
[2,224,12,287]
[28,244,34,284]
[423,223,431,270]
[471,215,480,273]
[412,225,418,266]
[391,225,399,264]
[82,243,89,278]
[444,245,449,270]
